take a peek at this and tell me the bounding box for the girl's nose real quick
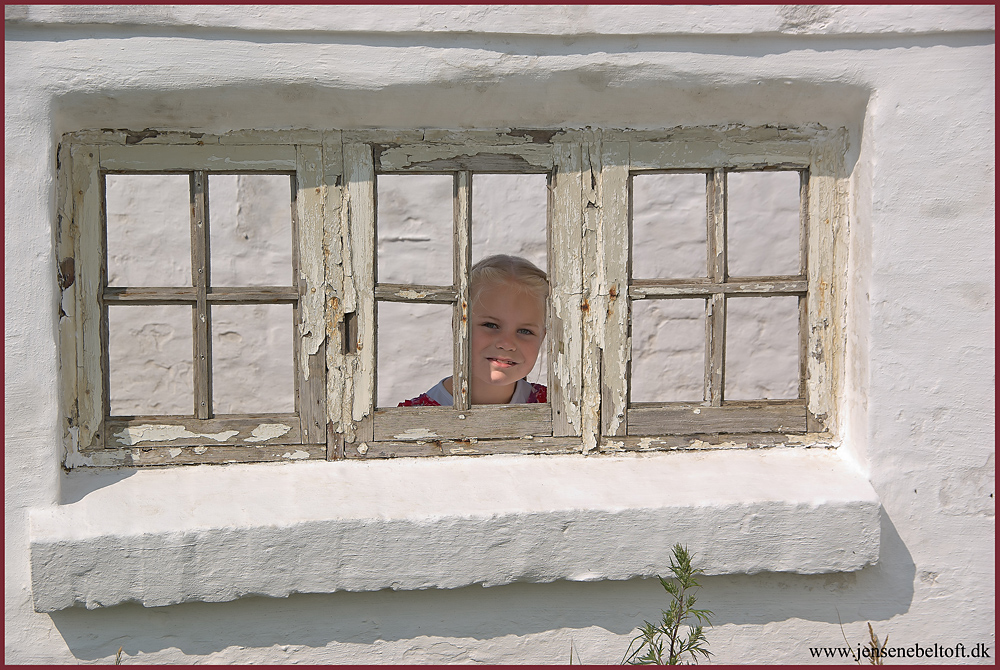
[496,332,516,350]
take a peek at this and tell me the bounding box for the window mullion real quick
[453,170,472,411]
[598,139,630,439]
[294,144,328,446]
[190,171,213,419]
[76,145,105,448]
[551,140,585,438]
[798,170,810,402]
[706,168,727,406]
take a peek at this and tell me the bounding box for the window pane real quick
[377,174,453,285]
[725,296,800,400]
[727,171,801,277]
[211,304,295,414]
[632,173,707,279]
[630,299,705,402]
[378,301,452,408]
[209,174,293,286]
[105,174,191,287]
[108,305,193,415]
[472,173,548,271]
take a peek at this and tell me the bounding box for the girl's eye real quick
[518,328,535,336]
[481,322,499,329]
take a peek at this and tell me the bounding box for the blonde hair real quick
[470,254,548,312]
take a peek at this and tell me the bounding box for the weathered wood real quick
[628,138,813,172]
[706,169,727,406]
[627,401,808,435]
[601,125,828,146]
[598,428,835,453]
[374,404,552,441]
[550,141,584,438]
[60,126,849,465]
[453,170,472,411]
[191,171,212,419]
[123,442,326,467]
[805,130,849,433]
[102,286,300,303]
[99,144,296,171]
[629,278,807,298]
[420,129,569,145]
[342,143,376,442]
[374,284,457,303]
[322,130,346,458]
[103,414,304,448]
[73,144,105,450]
[66,128,323,148]
[797,170,810,403]
[296,144,326,366]
[348,434,578,459]
[377,145,553,173]
[598,140,630,439]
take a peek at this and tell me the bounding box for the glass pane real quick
[632,173,707,279]
[725,296,800,400]
[209,174,293,286]
[630,299,705,402]
[377,301,452,408]
[471,173,548,271]
[377,174,453,285]
[105,174,191,287]
[212,304,295,414]
[108,305,193,415]
[727,171,801,277]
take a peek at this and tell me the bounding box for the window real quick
[590,128,845,451]
[58,126,846,466]
[58,132,327,465]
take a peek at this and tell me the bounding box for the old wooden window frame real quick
[591,127,846,451]
[331,131,586,459]
[58,131,327,466]
[58,126,846,467]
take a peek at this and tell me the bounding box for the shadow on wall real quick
[52,73,870,163]
[47,511,913,661]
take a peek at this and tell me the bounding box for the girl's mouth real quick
[488,357,518,368]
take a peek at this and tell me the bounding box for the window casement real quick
[591,128,845,451]
[58,133,327,466]
[58,126,846,467]
[331,131,585,459]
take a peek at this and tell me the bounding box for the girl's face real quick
[469,280,546,404]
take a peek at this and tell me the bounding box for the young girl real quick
[399,254,547,406]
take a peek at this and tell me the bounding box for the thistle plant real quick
[621,544,713,665]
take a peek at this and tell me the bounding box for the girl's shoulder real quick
[526,383,547,404]
[398,393,442,407]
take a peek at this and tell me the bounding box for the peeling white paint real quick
[168,448,183,458]
[393,428,439,440]
[637,438,657,450]
[281,450,310,459]
[356,442,368,455]
[112,424,240,446]
[245,423,291,443]
[397,289,430,299]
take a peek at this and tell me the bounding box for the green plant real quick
[621,544,713,665]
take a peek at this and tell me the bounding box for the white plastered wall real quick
[5,5,994,664]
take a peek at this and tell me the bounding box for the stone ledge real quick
[29,447,880,612]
